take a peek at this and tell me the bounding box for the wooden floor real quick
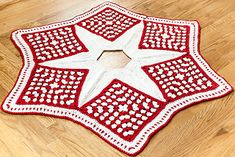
[0,0,235,156]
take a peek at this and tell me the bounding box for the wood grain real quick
[0,0,234,156]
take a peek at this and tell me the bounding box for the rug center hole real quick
[97,50,131,69]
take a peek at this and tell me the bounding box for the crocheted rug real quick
[2,2,233,156]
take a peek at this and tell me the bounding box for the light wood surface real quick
[0,0,234,157]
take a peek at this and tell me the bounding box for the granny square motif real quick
[1,2,233,156]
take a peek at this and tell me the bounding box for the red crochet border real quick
[1,2,233,156]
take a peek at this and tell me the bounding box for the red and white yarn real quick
[1,2,233,156]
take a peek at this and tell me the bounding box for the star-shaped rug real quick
[1,2,233,156]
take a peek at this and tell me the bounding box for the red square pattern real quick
[139,21,190,53]
[142,54,219,102]
[77,8,140,41]
[17,65,88,109]
[81,79,166,141]
[22,25,88,63]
